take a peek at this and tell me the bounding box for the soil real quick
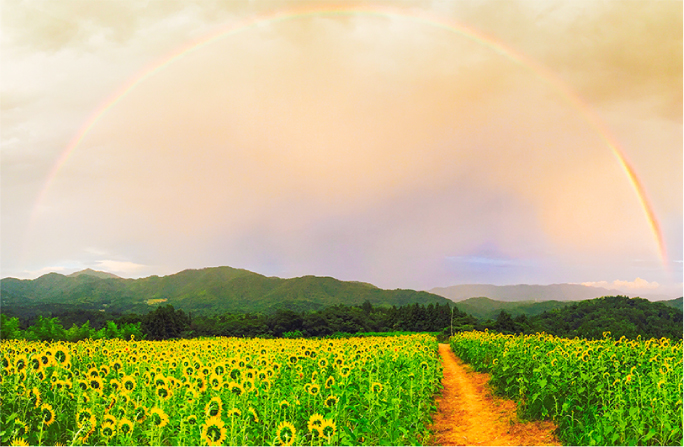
[429,344,560,446]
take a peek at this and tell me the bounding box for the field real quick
[450,331,683,446]
[0,334,441,446]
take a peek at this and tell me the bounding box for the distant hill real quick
[529,296,683,340]
[431,283,627,302]
[660,297,683,311]
[1,266,451,318]
[454,297,573,320]
[67,268,121,279]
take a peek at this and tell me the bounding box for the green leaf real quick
[643,428,656,442]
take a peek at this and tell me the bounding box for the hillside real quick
[0,266,451,318]
[431,283,623,302]
[454,297,573,320]
[660,297,683,311]
[528,295,683,340]
[67,268,121,279]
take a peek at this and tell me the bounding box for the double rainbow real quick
[33,4,668,269]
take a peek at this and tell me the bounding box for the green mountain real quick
[67,268,121,279]
[528,296,683,340]
[659,297,683,311]
[1,266,451,318]
[454,296,573,320]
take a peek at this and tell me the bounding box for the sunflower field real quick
[1,334,441,446]
[450,330,683,446]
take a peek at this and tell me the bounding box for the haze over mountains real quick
[429,283,677,302]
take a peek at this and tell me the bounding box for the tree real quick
[0,314,20,339]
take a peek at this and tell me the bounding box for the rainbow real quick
[32,4,668,269]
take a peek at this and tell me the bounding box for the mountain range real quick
[0,266,451,317]
[428,283,676,302]
[2,267,680,321]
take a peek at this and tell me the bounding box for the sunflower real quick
[276,421,296,446]
[247,407,259,423]
[111,360,123,372]
[320,419,337,439]
[325,376,335,388]
[324,395,338,408]
[100,365,110,377]
[110,378,121,391]
[28,355,42,373]
[87,367,100,378]
[9,438,29,446]
[99,412,115,426]
[40,404,55,427]
[28,387,41,408]
[155,384,172,400]
[79,393,91,406]
[201,416,227,446]
[229,382,244,397]
[154,375,168,388]
[134,406,148,423]
[228,367,241,381]
[185,414,198,426]
[240,379,255,393]
[195,376,207,392]
[209,374,223,391]
[279,399,290,410]
[14,354,28,371]
[308,383,320,396]
[185,388,198,404]
[339,366,351,377]
[76,409,96,429]
[100,422,116,439]
[205,396,223,418]
[38,352,54,369]
[149,407,169,428]
[213,363,226,375]
[121,375,136,393]
[89,377,104,395]
[307,413,324,434]
[13,419,28,437]
[371,382,384,393]
[226,407,241,418]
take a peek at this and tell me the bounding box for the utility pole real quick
[450,305,454,337]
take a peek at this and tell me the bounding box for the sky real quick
[2,0,682,297]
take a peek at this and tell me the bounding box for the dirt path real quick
[429,344,559,446]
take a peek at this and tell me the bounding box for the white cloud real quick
[582,278,660,290]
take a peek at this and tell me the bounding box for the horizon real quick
[2,1,681,297]
[3,265,681,300]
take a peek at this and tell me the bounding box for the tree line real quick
[1,295,681,342]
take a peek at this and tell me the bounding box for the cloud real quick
[2,1,680,291]
[582,278,660,291]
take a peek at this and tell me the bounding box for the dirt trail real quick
[429,344,559,446]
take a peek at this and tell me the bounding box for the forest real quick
[1,295,681,342]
